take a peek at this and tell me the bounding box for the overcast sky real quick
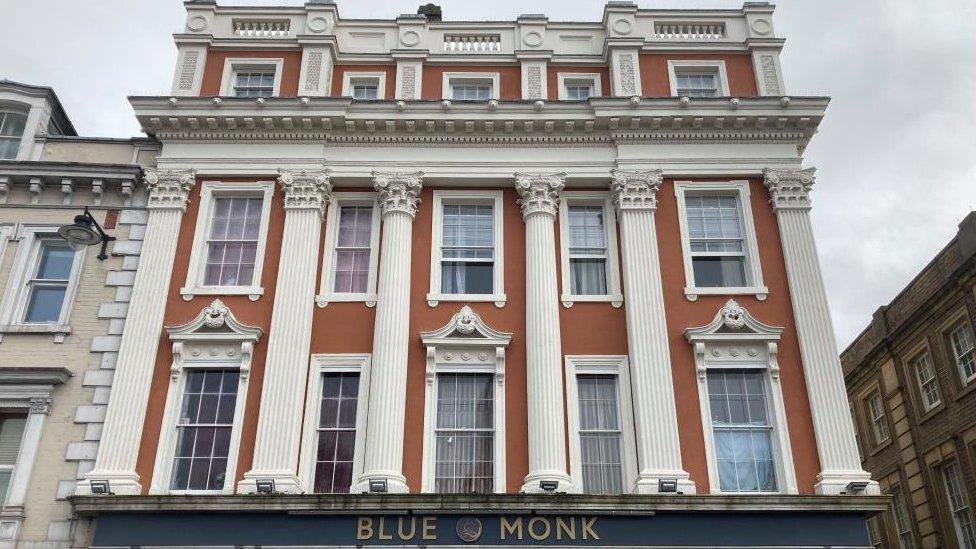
[2,0,974,349]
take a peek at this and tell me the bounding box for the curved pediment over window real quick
[167,298,263,342]
[420,305,512,347]
[685,298,783,342]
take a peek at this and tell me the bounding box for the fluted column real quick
[611,169,695,494]
[239,170,331,494]
[77,169,195,495]
[515,172,574,493]
[353,172,423,494]
[764,168,878,495]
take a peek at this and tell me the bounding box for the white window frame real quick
[0,224,86,342]
[316,193,381,307]
[947,319,976,386]
[864,388,890,446]
[149,300,260,495]
[427,190,506,307]
[667,60,731,97]
[674,181,768,302]
[297,354,371,493]
[685,299,798,495]
[181,181,275,301]
[0,110,29,160]
[558,192,623,307]
[564,355,637,494]
[420,306,511,494]
[557,73,602,101]
[219,58,284,97]
[942,459,976,549]
[442,72,500,101]
[341,71,387,100]
[906,343,942,413]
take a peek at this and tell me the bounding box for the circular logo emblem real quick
[456,517,483,543]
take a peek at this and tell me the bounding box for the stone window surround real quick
[297,353,371,494]
[218,58,284,97]
[180,180,275,302]
[666,59,731,97]
[556,72,603,101]
[426,189,506,307]
[673,180,768,302]
[564,355,638,493]
[0,223,87,343]
[315,192,381,307]
[857,380,891,453]
[557,191,623,307]
[441,72,501,101]
[341,71,387,100]
[901,338,944,419]
[938,307,976,390]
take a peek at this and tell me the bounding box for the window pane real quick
[0,415,28,465]
[171,370,238,491]
[24,286,67,323]
[442,262,494,294]
[571,258,608,295]
[577,375,623,495]
[706,370,777,493]
[204,196,263,287]
[692,256,746,287]
[35,242,75,280]
[435,373,493,494]
[676,72,718,97]
[234,71,275,97]
[314,372,359,493]
[0,112,28,137]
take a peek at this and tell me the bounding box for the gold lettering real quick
[378,517,393,540]
[555,517,576,540]
[357,517,374,540]
[398,517,416,540]
[500,517,523,540]
[582,517,600,540]
[528,517,551,541]
[422,516,437,540]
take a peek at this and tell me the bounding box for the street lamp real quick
[57,207,115,260]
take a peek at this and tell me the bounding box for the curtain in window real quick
[686,194,747,288]
[568,205,608,295]
[0,415,27,503]
[577,375,623,494]
[334,206,373,293]
[441,205,494,295]
[707,370,777,492]
[435,373,493,493]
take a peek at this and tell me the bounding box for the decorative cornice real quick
[278,169,331,215]
[610,169,663,212]
[763,167,815,211]
[515,172,565,218]
[373,171,423,217]
[145,168,195,211]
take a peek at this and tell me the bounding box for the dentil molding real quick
[145,168,195,210]
[515,172,565,218]
[763,167,816,211]
[610,169,663,212]
[373,171,423,217]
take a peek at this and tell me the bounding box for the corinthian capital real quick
[610,169,663,212]
[515,172,565,219]
[373,171,423,217]
[145,168,195,211]
[763,167,816,211]
[279,170,332,215]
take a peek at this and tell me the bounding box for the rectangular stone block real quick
[82,369,114,387]
[122,256,140,270]
[76,460,95,479]
[127,223,147,240]
[119,210,149,225]
[85,423,102,441]
[90,336,121,353]
[115,286,132,302]
[98,303,128,319]
[65,441,98,461]
[108,318,126,335]
[106,270,136,287]
[111,239,142,256]
[92,387,111,404]
[56,480,76,500]
[100,353,117,370]
[74,405,106,424]
[47,520,72,541]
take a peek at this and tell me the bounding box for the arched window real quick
[0,110,28,159]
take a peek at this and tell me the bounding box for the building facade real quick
[842,212,976,549]
[0,80,158,547]
[70,1,885,547]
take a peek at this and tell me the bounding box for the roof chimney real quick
[417,3,442,21]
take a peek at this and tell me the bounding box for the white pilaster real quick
[298,46,335,97]
[515,172,574,494]
[394,58,424,100]
[240,170,331,494]
[763,168,878,495]
[5,399,49,508]
[353,171,423,494]
[611,169,695,494]
[519,58,548,100]
[77,169,195,496]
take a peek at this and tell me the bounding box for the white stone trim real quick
[180,180,275,301]
[316,192,381,307]
[751,48,786,96]
[520,60,548,100]
[609,49,641,97]
[667,60,731,97]
[170,45,207,96]
[564,355,638,493]
[341,71,387,100]
[297,354,371,493]
[298,46,333,96]
[0,390,50,542]
[556,73,603,100]
[149,299,261,495]
[219,58,285,96]
[685,299,798,495]
[394,60,423,101]
[427,190,506,307]
[441,72,501,100]
[558,191,622,307]
[0,224,87,342]
[420,306,511,494]
[902,338,942,414]
[673,180,768,302]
